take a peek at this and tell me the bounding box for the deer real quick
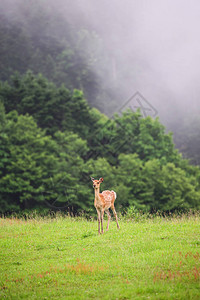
[91,177,120,234]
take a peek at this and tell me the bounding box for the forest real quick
[0,0,200,213]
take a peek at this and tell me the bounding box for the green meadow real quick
[0,213,200,299]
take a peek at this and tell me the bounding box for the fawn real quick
[91,177,120,234]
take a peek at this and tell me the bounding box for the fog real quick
[1,0,200,128]
[69,0,200,126]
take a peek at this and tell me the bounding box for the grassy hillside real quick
[0,213,200,299]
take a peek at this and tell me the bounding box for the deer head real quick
[91,177,104,189]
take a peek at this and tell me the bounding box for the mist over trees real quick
[1,0,200,164]
[0,0,200,213]
[0,0,112,112]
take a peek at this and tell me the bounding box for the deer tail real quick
[112,191,117,199]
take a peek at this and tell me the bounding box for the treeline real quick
[0,72,200,213]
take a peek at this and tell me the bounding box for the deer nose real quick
[93,184,96,188]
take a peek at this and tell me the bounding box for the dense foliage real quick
[0,72,200,213]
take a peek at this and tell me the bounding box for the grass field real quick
[0,212,200,299]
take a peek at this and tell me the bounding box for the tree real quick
[154,163,200,211]
[112,111,181,164]
[0,109,91,213]
[114,154,200,211]
[0,72,103,137]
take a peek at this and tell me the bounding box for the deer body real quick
[91,177,120,234]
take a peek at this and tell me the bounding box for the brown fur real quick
[91,177,120,234]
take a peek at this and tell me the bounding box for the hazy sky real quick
[66,0,200,123]
[131,1,200,111]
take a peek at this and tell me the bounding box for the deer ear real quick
[99,177,104,182]
[91,177,95,181]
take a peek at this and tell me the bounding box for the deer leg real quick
[97,209,101,234]
[105,209,111,231]
[100,209,104,234]
[111,206,120,229]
